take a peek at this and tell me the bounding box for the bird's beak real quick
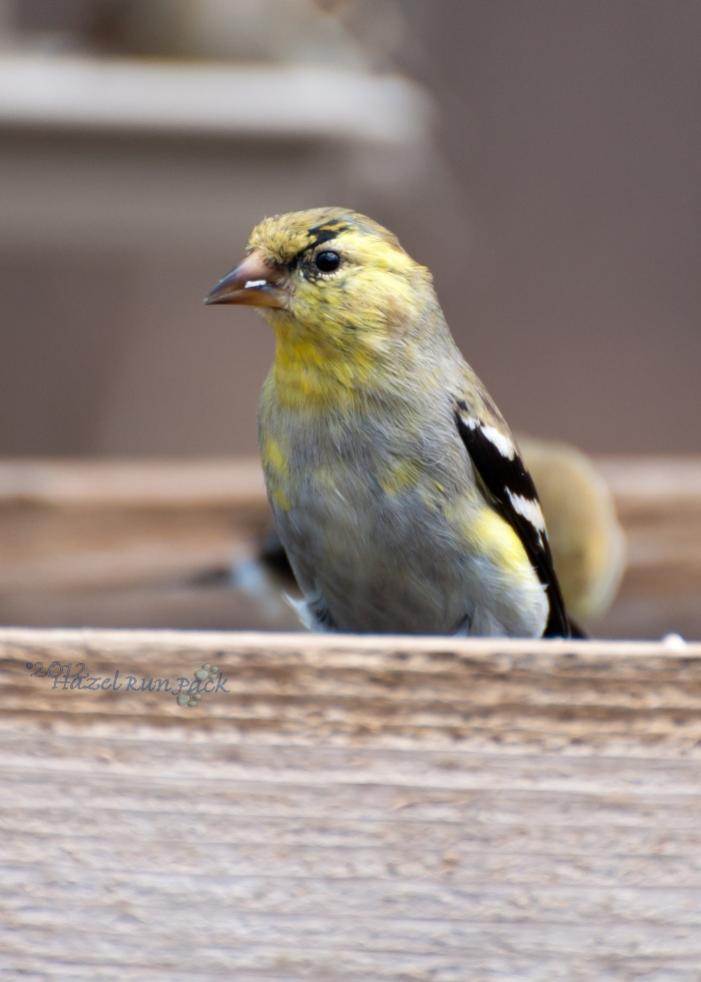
[204,251,288,309]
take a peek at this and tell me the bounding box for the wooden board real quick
[2,629,701,980]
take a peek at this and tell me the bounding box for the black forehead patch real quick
[285,222,350,269]
[306,222,349,249]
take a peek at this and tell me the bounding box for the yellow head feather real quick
[247,207,434,407]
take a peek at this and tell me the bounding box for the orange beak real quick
[204,250,288,309]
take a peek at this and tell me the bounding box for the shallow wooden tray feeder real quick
[1,457,701,979]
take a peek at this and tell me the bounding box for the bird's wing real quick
[454,395,577,637]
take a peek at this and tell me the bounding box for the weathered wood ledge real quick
[3,629,701,979]
[2,628,701,752]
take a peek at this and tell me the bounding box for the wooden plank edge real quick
[0,627,699,659]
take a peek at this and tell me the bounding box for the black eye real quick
[314,250,341,273]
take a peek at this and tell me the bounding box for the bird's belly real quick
[280,478,467,632]
[271,463,546,637]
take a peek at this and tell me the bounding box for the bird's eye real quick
[314,250,341,273]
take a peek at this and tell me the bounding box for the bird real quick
[205,207,583,638]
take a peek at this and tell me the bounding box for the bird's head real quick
[205,207,433,344]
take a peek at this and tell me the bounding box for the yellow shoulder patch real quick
[471,508,532,577]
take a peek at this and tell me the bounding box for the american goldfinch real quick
[206,207,582,638]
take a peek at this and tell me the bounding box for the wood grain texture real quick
[2,629,701,979]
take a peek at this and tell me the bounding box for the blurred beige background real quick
[1,0,699,459]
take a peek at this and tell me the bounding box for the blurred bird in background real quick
[207,206,592,638]
[520,437,625,625]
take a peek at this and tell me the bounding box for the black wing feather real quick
[454,408,574,638]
